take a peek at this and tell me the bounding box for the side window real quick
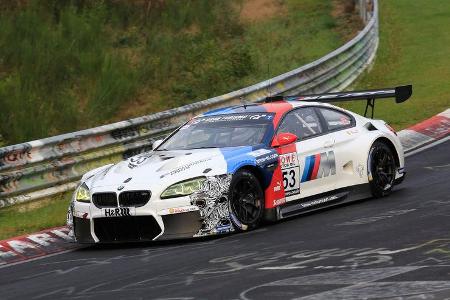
[277,107,323,140]
[319,108,353,131]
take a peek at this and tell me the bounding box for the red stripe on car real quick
[311,153,321,180]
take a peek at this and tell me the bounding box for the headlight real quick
[75,183,90,203]
[160,177,205,199]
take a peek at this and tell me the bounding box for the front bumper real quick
[72,211,202,243]
[71,205,203,243]
[68,174,235,243]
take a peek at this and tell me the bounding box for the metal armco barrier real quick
[0,0,378,208]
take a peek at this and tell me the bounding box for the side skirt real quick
[272,184,372,220]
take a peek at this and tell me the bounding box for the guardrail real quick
[0,0,378,208]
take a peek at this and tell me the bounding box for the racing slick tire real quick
[368,140,397,198]
[229,170,265,231]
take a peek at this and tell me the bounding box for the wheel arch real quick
[236,165,268,189]
[371,137,400,167]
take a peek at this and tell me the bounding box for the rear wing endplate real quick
[265,85,412,118]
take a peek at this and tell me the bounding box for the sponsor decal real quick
[301,151,336,182]
[103,207,134,217]
[346,128,359,135]
[256,153,278,165]
[273,198,286,206]
[160,206,199,215]
[73,210,90,219]
[273,181,282,192]
[357,163,365,178]
[248,149,272,157]
[280,152,301,196]
[160,158,211,178]
[213,223,233,234]
[192,113,274,124]
[128,153,153,169]
[300,195,339,208]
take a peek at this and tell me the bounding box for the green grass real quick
[0,192,71,240]
[243,0,343,82]
[342,0,450,129]
[0,0,348,145]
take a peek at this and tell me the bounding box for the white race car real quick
[67,85,412,243]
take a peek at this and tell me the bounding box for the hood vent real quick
[160,156,174,160]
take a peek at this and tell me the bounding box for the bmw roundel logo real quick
[117,185,125,191]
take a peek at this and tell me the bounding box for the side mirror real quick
[271,132,298,147]
[152,139,163,150]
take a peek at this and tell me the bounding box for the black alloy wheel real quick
[229,170,264,230]
[368,141,397,197]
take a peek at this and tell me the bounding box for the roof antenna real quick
[240,96,247,109]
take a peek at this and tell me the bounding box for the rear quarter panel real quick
[332,117,405,191]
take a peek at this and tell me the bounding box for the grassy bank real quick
[344,0,450,129]
[0,0,353,145]
[0,192,71,240]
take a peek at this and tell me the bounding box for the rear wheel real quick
[229,170,264,231]
[368,141,396,197]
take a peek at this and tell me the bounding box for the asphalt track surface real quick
[1,141,450,300]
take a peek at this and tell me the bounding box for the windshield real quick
[158,113,274,150]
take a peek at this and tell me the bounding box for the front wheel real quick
[229,170,264,231]
[368,141,397,198]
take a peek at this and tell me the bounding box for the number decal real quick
[283,171,288,189]
[288,169,296,187]
[280,152,301,197]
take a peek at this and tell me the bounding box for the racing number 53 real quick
[283,169,296,189]
[280,153,301,197]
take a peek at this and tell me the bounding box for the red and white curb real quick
[0,227,78,268]
[399,109,450,156]
[0,109,449,267]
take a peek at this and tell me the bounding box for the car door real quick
[276,107,337,201]
[316,107,362,190]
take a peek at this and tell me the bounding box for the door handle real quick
[324,140,334,148]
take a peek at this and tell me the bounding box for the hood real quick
[86,149,222,189]
[83,145,277,192]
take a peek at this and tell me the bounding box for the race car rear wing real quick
[265,85,412,118]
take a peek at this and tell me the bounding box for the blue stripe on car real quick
[219,146,255,173]
[301,155,314,182]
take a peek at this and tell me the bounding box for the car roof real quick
[201,100,326,118]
